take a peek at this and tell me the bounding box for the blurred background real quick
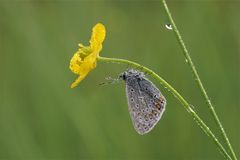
[1,0,239,159]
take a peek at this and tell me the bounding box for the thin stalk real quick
[98,56,231,160]
[161,1,237,159]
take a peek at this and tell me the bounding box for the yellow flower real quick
[69,23,106,88]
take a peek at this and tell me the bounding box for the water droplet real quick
[190,104,195,110]
[185,59,188,63]
[165,23,172,30]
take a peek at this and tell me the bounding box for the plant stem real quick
[161,1,237,159]
[98,56,232,160]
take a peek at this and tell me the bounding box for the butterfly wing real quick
[126,76,166,135]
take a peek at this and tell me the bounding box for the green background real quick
[1,0,239,159]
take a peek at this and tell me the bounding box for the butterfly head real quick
[119,71,127,81]
[119,69,144,81]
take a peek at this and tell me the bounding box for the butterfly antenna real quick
[99,76,120,86]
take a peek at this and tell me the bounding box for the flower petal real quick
[70,53,97,88]
[69,52,82,74]
[90,23,106,50]
[70,73,87,88]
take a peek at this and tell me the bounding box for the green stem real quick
[97,56,232,160]
[161,1,237,160]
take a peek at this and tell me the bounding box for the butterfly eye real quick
[119,72,127,80]
[123,74,126,80]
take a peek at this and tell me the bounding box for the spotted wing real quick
[126,76,166,135]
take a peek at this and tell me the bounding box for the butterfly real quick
[119,69,166,135]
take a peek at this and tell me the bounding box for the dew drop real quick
[165,23,173,30]
[185,59,188,63]
[190,104,195,110]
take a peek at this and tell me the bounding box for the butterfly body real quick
[119,69,166,135]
